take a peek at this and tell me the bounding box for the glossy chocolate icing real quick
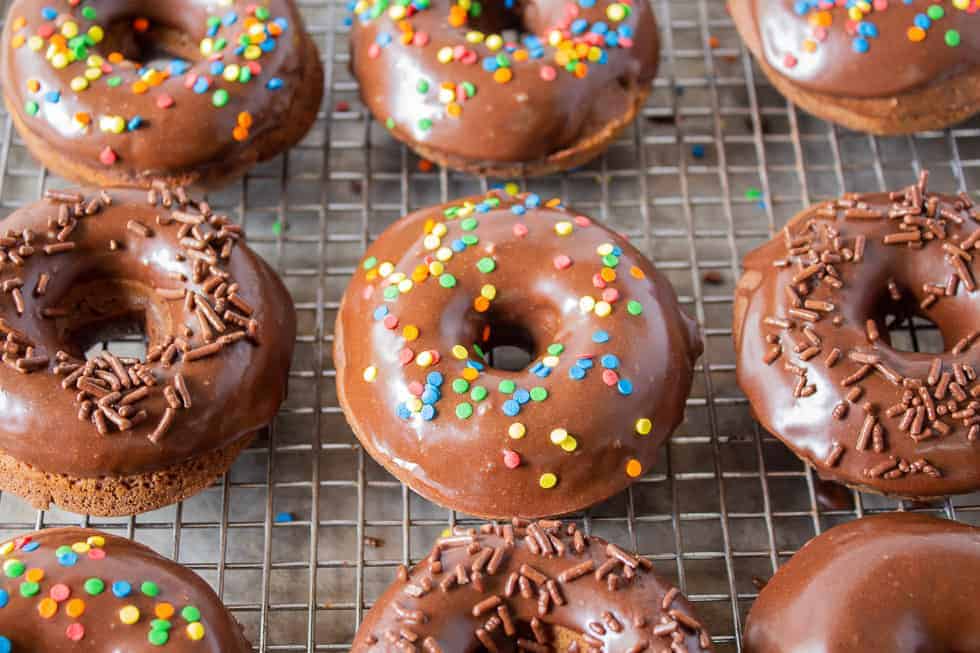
[353,519,713,652]
[0,187,294,479]
[730,0,980,98]
[335,191,701,519]
[1,0,317,183]
[0,527,250,651]
[734,173,980,498]
[349,0,658,166]
[744,513,980,653]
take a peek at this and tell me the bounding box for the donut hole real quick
[53,279,171,361]
[480,319,537,371]
[97,16,202,67]
[462,3,525,38]
[869,285,946,354]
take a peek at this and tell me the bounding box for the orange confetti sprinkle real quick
[629,266,646,279]
[132,17,150,32]
[12,16,26,30]
[462,367,479,381]
[25,568,44,583]
[65,598,86,618]
[493,68,513,84]
[37,598,58,619]
[907,26,926,42]
[131,80,149,94]
[600,267,617,283]
[11,34,25,48]
[232,125,249,142]
[108,52,124,63]
[708,35,720,49]
[26,79,40,92]
[418,159,434,172]
[155,603,175,619]
[473,296,490,312]
[237,112,253,128]
[625,459,643,478]
[448,5,467,27]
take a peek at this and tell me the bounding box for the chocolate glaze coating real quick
[0,527,250,651]
[729,0,980,98]
[349,0,658,174]
[335,191,701,519]
[353,519,713,652]
[1,0,323,187]
[734,173,980,498]
[744,513,980,653]
[0,187,294,510]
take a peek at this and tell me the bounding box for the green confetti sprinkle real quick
[271,220,283,236]
[385,117,396,130]
[547,343,564,356]
[255,6,270,19]
[452,378,470,393]
[477,257,496,273]
[19,581,40,597]
[141,581,160,597]
[55,546,72,558]
[455,402,473,419]
[106,76,122,87]
[926,4,944,19]
[148,629,169,646]
[81,5,97,19]
[530,387,548,402]
[602,254,619,268]
[461,234,479,246]
[627,300,644,315]
[744,187,762,201]
[382,286,399,300]
[151,619,172,631]
[498,379,516,394]
[24,100,39,116]
[416,79,429,94]
[439,273,456,288]
[181,606,202,623]
[362,256,378,270]
[461,218,478,231]
[212,89,230,107]
[84,578,105,595]
[418,118,432,131]
[470,386,488,401]
[3,560,24,578]
[946,29,961,47]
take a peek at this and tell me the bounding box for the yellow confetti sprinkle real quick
[635,418,653,435]
[119,605,140,625]
[539,473,558,489]
[508,423,526,439]
[362,366,377,382]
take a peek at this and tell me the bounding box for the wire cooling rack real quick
[2,1,980,650]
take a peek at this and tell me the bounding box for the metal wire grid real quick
[1,0,980,650]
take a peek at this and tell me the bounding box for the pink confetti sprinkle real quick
[592,273,606,289]
[783,54,797,68]
[368,43,381,59]
[601,369,619,386]
[383,314,399,330]
[426,350,441,364]
[361,285,374,300]
[460,50,477,65]
[573,216,592,227]
[553,255,572,270]
[502,450,521,469]
[247,61,262,75]
[184,73,198,89]
[539,66,557,81]
[413,32,430,46]
[50,583,71,602]
[408,381,424,397]
[156,94,175,109]
[602,288,620,303]
[88,548,106,560]
[37,23,54,38]
[99,147,117,166]
[399,348,415,366]
[513,223,528,238]
[65,623,85,642]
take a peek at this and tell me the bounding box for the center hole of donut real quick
[874,285,945,354]
[98,17,201,66]
[480,320,536,371]
[461,3,525,37]
[76,314,149,361]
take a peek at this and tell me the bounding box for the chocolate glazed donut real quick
[0,527,251,651]
[744,513,980,653]
[1,0,323,188]
[0,186,294,516]
[349,0,659,177]
[335,191,701,519]
[353,519,714,652]
[734,172,980,498]
[729,0,980,135]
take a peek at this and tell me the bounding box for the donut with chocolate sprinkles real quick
[0,527,251,651]
[0,186,294,516]
[353,519,714,652]
[1,0,323,188]
[744,512,980,653]
[734,172,980,499]
[335,190,701,519]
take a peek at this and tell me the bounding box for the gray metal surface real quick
[1,1,979,650]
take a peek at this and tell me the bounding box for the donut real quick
[0,527,251,651]
[728,1,979,135]
[1,0,323,188]
[733,172,980,498]
[335,190,701,519]
[353,519,714,652]
[0,185,295,516]
[348,0,659,177]
[744,513,980,653]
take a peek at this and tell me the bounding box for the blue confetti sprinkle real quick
[420,404,436,421]
[112,581,132,598]
[267,77,284,90]
[170,60,191,75]
[127,116,143,131]
[426,371,444,387]
[852,36,869,53]
[57,551,78,566]
[503,399,521,416]
[514,389,530,405]
[617,379,634,395]
[600,354,619,369]
[525,193,541,208]
[0,635,10,653]
[373,306,389,320]
[0,589,8,608]
[192,77,210,94]
[577,357,594,369]
[511,205,526,216]
[592,330,610,344]
[223,11,238,25]
[21,542,39,552]
[569,366,586,380]
[210,61,226,75]
[275,511,295,523]
[45,91,60,103]
[396,403,412,420]
[692,144,705,159]
[421,387,439,405]
[41,6,57,20]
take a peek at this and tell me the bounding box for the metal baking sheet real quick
[1,1,979,650]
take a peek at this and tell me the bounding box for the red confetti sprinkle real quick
[553,255,572,270]
[502,450,521,469]
[99,147,117,166]
[38,23,54,38]
[88,548,105,560]
[573,216,591,227]
[336,101,350,112]
[65,623,85,641]
[601,369,619,386]
[512,223,528,238]
[368,43,381,58]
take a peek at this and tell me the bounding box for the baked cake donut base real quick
[3,41,324,189]
[0,433,253,516]
[754,51,980,136]
[400,85,650,179]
